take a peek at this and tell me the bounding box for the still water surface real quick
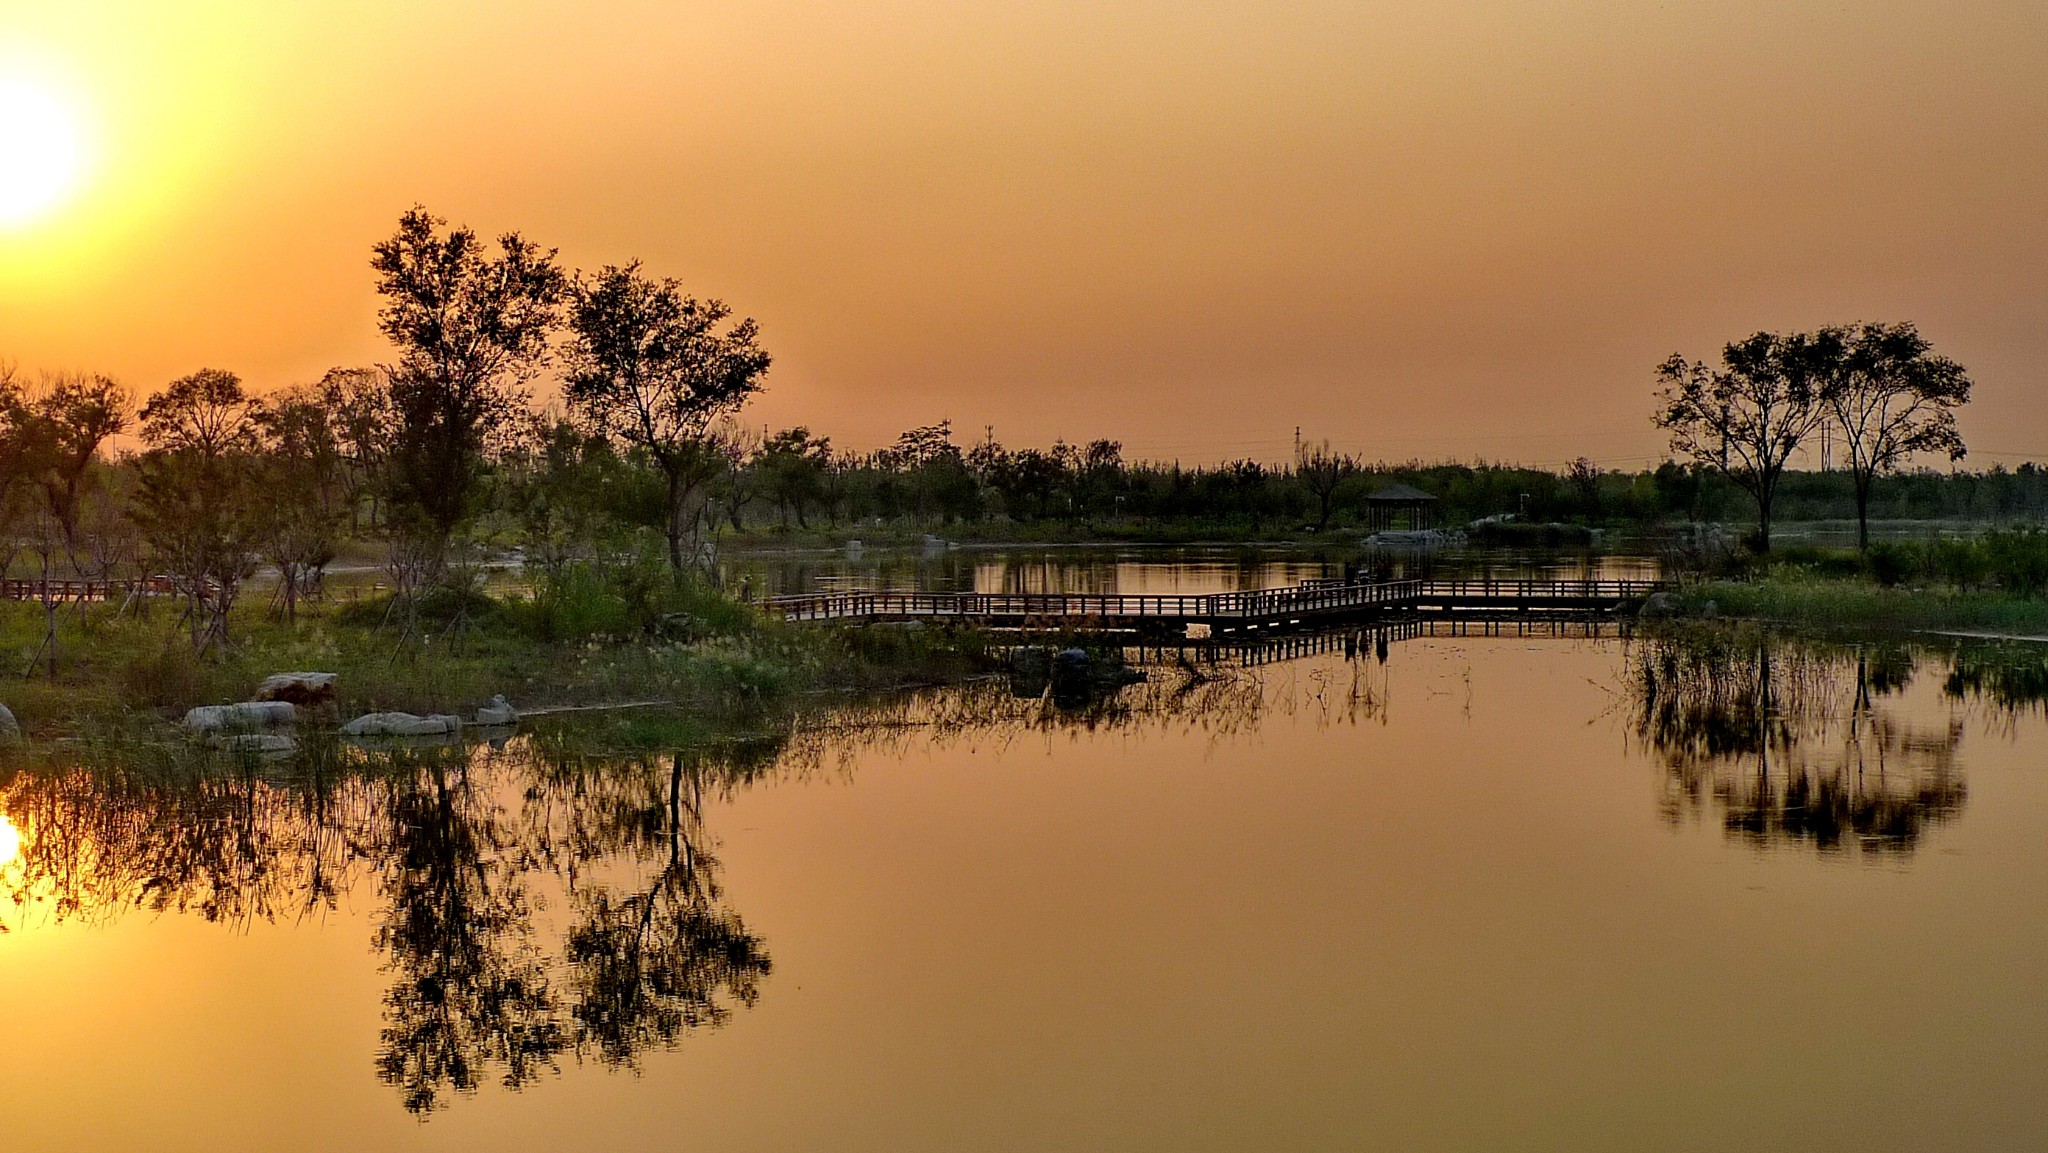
[4,622,2047,1150]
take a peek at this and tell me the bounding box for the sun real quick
[0,76,86,227]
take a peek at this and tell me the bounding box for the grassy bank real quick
[0,578,991,744]
[1683,575,2048,636]
[1673,530,2048,636]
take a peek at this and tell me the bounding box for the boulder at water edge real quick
[0,702,19,743]
[1639,591,1680,619]
[340,712,462,738]
[255,672,338,706]
[475,695,519,727]
[183,701,297,733]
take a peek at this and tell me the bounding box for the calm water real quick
[6,621,2048,1149]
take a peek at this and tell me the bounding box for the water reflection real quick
[0,740,771,1113]
[5,623,2042,1118]
[1629,626,1967,856]
[730,543,1658,598]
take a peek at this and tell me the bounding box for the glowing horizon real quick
[1,2,2044,466]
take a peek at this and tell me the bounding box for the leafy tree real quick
[1564,456,1601,519]
[755,427,832,528]
[254,383,349,619]
[371,207,565,559]
[1823,322,1971,550]
[1654,330,1837,550]
[562,263,771,574]
[134,369,265,654]
[318,366,395,530]
[880,422,979,524]
[0,371,128,549]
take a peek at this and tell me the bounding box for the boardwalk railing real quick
[766,577,1663,626]
[1414,578,1665,601]
[0,577,184,603]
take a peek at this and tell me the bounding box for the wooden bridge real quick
[0,577,182,603]
[765,577,1666,635]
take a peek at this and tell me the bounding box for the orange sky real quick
[1,1,2043,466]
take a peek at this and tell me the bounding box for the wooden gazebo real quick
[1364,483,1438,533]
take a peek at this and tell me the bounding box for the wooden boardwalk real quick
[0,577,182,603]
[766,577,1665,635]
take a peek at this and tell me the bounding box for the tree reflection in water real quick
[0,734,774,1114]
[373,747,564,1113]
[1629,625,1967,856]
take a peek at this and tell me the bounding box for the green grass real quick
[0,582,995,744]
[1686,575,2048,636]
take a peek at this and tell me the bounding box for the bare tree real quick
[1823,322,1972,550]
[1654,330,1837,551]
[562,263,771,575]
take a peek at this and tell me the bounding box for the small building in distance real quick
[1363,483,1439,533]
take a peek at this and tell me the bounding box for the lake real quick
[5,591,2048,1150]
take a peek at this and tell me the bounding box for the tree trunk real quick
[1854,474,1873,552]
[666,470,686,575]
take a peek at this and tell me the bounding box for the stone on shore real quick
[474,695,519,727]
[183,701,297,733]
[1639,591,1680,619]
[255,672,338,706]
[0,702,19,742]
[340,712,462,738]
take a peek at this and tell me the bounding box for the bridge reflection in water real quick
[767,577,1668,636]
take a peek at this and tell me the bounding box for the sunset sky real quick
[0,1,2042,466]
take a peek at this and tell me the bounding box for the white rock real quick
[183,701,296,733]
[0,702,19,742]
[474,694,519,727]
[340,712,462,738]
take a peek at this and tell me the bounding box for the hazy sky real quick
[1,1,2043,466]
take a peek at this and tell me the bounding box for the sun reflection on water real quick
[0,813,19,868]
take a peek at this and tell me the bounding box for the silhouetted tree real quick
[562,263,771,574]
[371,207,564,562]
[755,427,832,528]
[1822,322,1972,550]
[0,370,127,550]
[1655,330,1837,550]
[134,369,265,654]
[319,366,395,531]
[255,383,348,619]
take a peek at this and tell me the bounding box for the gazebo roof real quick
[1365,483,1437,504]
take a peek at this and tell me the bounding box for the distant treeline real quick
[0,207,2027,666]
[666,424,2048,536]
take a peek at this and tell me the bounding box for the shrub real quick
[1863,542,1919,588]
